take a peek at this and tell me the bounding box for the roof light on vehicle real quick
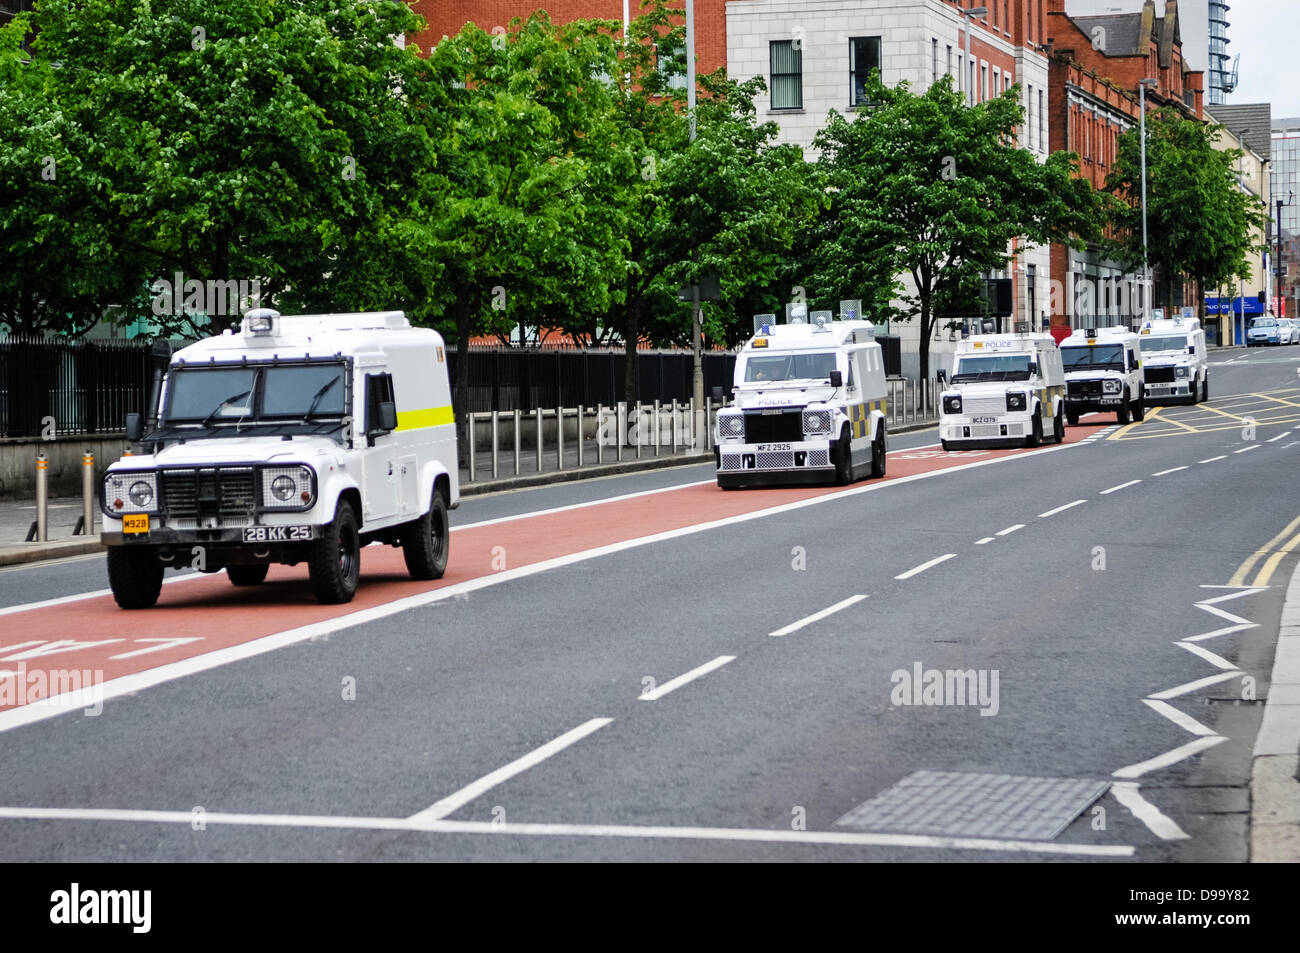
[242,308,281,336]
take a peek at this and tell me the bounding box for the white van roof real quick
[744,320,880,352]
[956,333,1056,354]
[171,310,444,366]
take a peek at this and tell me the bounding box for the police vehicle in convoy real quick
[101,309,458,608]
[1060,326,1146,425]
[1138,316,1208,404]
[714,317,888,488]
[938,333,1066,450]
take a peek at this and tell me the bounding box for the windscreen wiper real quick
[200,389,253,428]
[300,376,340,423]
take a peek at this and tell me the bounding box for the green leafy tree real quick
[1105,107,1265,318]
[813,74,1104,379]
[1,0,443,338]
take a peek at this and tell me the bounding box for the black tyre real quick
[1027,413,1043,447]
[106,546,164,610]
[227,564,269,586]
[1066,409,1080,427]
[1117,394,1132,424]
[1132,397,1145,422]
[834,428,853,485]
[870,424,887,478]
[941,439,951,452]
[309,500,361,604]
[402,487,450,581]
[1053,408,1065,444]
[1202,376,1209,402]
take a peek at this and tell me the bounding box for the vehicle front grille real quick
[162,467,257,526]
[963,396,1006,416]
[743,411,803,443]
[1144,366,1177,383]
[1068,380,1103,398]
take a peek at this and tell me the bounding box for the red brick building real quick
[1044,0,1204,337]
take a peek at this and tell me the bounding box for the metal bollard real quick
[596,405,605,465]
[466,414,476,484]
[616,403,624,463]
[577,407,585,468]
[557,406,565,470]
[35,454,49,543]
[491,412,500,480]
[536,407,544,473]
[78,451,95,535]
[670,400,678,453]
[653,400,661,457]
[704,397,711,451]
[513,409,521,476]
[634,402,642,459]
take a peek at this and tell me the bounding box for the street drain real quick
[835,770,1111,841]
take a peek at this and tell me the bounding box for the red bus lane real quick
[0,428,1101,716]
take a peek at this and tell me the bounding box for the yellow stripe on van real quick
[396,406,455,430]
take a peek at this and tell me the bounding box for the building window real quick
[849,36,882,106]
[980,64,987,102]
[1038,89,1045,148]
[770,40,803,110]
[993,67,1000,101]
[1028,85,1034,149]
[947,45,953,77]
[1028,265,1038,323]
[932,38,939,82]
[656,42,687,91]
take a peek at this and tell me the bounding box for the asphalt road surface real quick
[1,346,1298,862]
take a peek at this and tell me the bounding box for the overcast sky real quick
[1227,1,1300,119]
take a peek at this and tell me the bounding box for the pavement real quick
[0,346,1297,862]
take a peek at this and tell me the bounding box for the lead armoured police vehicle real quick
[714,318,888,488]
[1137,316,1208,404]
[938,333,1066,450]
[100,309,458,609]
[1060,326,1146,425]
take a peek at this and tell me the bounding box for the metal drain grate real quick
[835,770,1111,841]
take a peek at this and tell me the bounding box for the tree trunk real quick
[622,300,641,406]
[452,291,476,467]
[917,294,932,383]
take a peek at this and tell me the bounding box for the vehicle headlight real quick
[1175,366,1189,379]
[718,414,745,438]
[1102,380,1122,394]
[802,410,832,435]
[261,465,314,509]
[943,395,963,415]
[103,471,158,515]
[1006,392,1027,412]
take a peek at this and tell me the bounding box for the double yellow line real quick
[1229,512,1300,587]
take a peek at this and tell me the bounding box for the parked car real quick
[1280,319,1299,345]
[1247,317,1284,346]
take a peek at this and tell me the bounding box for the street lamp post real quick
[1138,79,1158,321]
[1237,130,1249,344]
[1278,190,1294,317]
[961,5,988,108]
[685,0,704,433]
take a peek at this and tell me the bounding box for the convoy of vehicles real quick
[713,318,888,488]
[1137,317,1209,404]
[937,333,1066,450]
[1060,326,1146,424]
[101,309,458,609]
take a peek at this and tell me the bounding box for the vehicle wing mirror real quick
[936,369,947,385]
[125,413,143,442]
[828,370,843,388]
[1028,362,1039,377]
[710,385,725,402]
[378,401,398,432]
[1188,345,1196,354]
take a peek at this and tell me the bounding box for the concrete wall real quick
[0,435,130,500]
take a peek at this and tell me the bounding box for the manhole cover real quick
[835,770,1110,841]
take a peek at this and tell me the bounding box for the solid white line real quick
[1199,455,1228,463]
[1112,736,1227,780]
[1196,603,1252,625]
[895,554,957,580]
[1109,782,1189,840]
[1183,623,1258,643]
[1196,588,1265,605]
[1267,432,1291,443]
[1142,698,1217,736]
[1234,445,1260,454]
[0,438,1087,734]
[640,655,735,699]
[974,537,996,545]
[1038,500,1087,518]
[768,595,867,637]
[407,718,612,824]
[1100,480,1141,495]
[1175,641,1238,671]
[0,572,198,618]
[1148,671,1242,700]
[1152,466,1189,477]
[995,524,1025,537]
[0,806,1135,856]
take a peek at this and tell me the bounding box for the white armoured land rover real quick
[939,333,1066,450]
[101,309,458,608]
[1059,326,1146,425]
[1137,317,1208,404]
[714,318,888,488]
